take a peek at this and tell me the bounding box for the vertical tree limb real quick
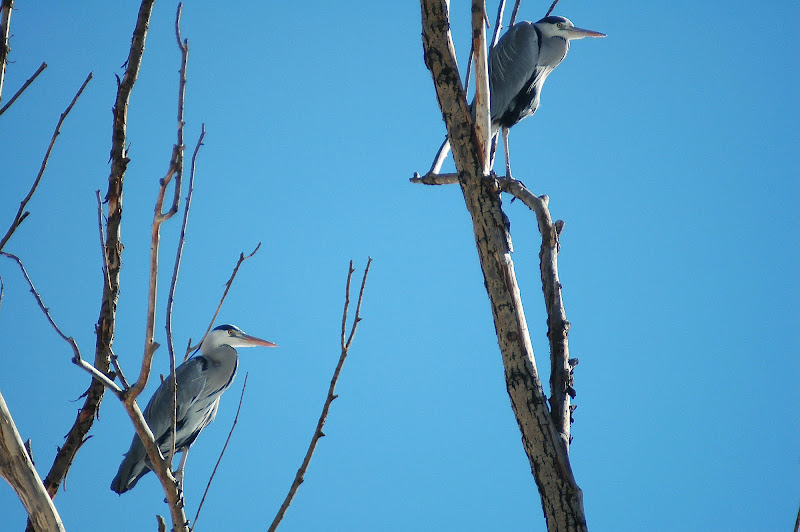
[0,0,13,105]
[37,0,156,504]
[471,0,491,170]
[165,1,190,470]
[419,2,586,530]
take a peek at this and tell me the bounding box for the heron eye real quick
[227,329,235,336]
[557,23,564,29]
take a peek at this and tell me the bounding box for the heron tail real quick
[110,441,150,494]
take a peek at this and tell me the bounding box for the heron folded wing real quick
[489,22,540,125]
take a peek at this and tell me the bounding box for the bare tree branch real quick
[410,171,459,185]
[184,243,262,360]
[165,0,191,471]
[0,389,65,532]
[192,373,249,531]
[472,0,491,169]
[496,177,574,437]
[545,0,561,18]
[117,132,189,532]
[509,0,522,26]
[95,190,112,292]
[268,258,372,532]
[0,251,99,530]
[0,0,13,106]
[491,0,507,47]
[36,0,156,514]
[0,72,92,254]
[418,2,586,530]
[0,61,46,117]
[128,142,182,400]
[0,252,83,364]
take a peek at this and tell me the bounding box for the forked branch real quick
[36,0,157,510]
[268,258,372,532]
[418,2,585,530]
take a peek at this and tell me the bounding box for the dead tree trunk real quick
[418,2,587,530]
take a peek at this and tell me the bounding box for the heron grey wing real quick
[141,357,208,446]
[489,22,540,123]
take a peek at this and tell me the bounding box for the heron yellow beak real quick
[239,332,278,348]
[567,27,606,39]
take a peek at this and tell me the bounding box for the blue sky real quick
[1,1,798,530]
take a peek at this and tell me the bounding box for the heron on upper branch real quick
[489,16,605,178]
[426,15,605,178]
[110,324,277,494]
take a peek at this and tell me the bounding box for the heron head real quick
[536,16,606,41]
[201,324,278,355]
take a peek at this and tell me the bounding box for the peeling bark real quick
[419,2,586,530]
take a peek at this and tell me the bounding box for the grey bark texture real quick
[419,1,587,530]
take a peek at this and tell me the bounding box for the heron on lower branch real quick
[110,324,277,494]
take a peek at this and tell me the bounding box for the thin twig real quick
[491,0,506,47]
[545,0,561,18]
[95,190,112,291]
[793,501,800,532]
[0,72,92,254]
[0,252,83,364]
[0,61,47,117]
[184,242,261,360]
[0,274,4,312]
[0,251,121,397]
[344,259,371,350]
[165,0,190,469]
[72,357,123,396]
[192,373,249,531]
[268,258,372,532]
[509,0,522,26]
[109,348,131,390]
[463,43,474,95]
[0,0,13,106]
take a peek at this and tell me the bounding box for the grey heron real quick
[110,324,277,494]
[489,16,605,178]
[426,16,604,178]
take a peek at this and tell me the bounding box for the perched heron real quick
[110,324,277,494]
[426,16,604,178]
[489,16,605,178]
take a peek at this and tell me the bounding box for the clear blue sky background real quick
[1,1,797,530]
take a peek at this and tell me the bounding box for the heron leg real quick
[174,448,189,488]
[502,127,513,179]
[428,136,451,175]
